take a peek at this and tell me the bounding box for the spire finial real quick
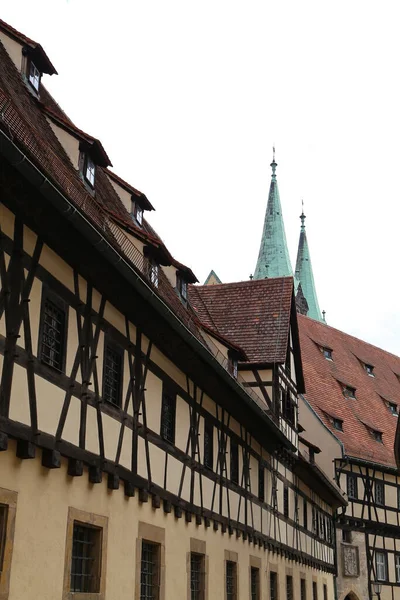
[300,200,306,229]
[271,146,277,180]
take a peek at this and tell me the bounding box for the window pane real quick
[190,553,205,600]
[204,419,213,470]
[226,561,236,600]
[29,61,40,91]
[284,486,289,517]
[230,439,239,485]
[41,297,66,371]
[301,578,307,600]
[103,343,123,407]
[286,575,293,600]
[161,393,176,443]
[140,542,159,600]
[347,474,357,499]
[270,572,278,600]
[258,464,265,502]
[85,157,96,186]
[251,567,259,600]
[70,523,100,593]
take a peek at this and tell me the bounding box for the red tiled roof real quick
[299,314,400,468]
[188,278,294,364]
[0,18,57,75]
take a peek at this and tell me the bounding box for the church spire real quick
[295,205,323,321]
[254,151,293,279]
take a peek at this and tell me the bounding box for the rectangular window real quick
[270,571,278,600]
[84,155,96,187]
[347,474,358,499]
[70,523,102,593]
[40,291,67,372]
[323,584,328,600]
[204,419,213,470]
[301,578,307,600]
[28,61,40,91]
[375,481,385,506]
[284,486,289,518]
[160,392,176,444]
[177,274,188,301]
[148,259,159,288]
[375,551,387,581]
[395,554,400,583]
[303,499,308,529]
[397,487,400,510]
[251,567,260,600]
[134,203,144,226]
[230,439,239,485]
[226,561,237,600]
[343,385,356,399]
[140,541,160,600]
[0,504,8,573]
[342,529,352,543]
[258,463,265,502]
[190,552,205,600]
[286,575,293,600]
[102,342,123,408]
[312,581,318,600]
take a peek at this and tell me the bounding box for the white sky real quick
[3,1,400,355]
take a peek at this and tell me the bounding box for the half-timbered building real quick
[0,18,345,600]
[298,314,400,600]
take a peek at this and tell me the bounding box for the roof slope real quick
[299,314,400,468]
[295,212,323,322]
[189,277,294,363]
[254,157,293,280]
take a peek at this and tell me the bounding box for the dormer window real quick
[130,200,143,226]
[84,155,96,188]
[343,385,356,399]
[333,418,343,431]
[176,273,188,302]
[364,363,374,377]
[321,347,332,360]
[228,352,238,378]
[389,402,398,416]
[147,259,159,288]
[371,429,383,443]
[28,60,41,92]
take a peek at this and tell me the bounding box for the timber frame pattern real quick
[0,160,337,576]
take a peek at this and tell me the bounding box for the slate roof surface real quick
[189,278,294,364]
[299,314,400,468]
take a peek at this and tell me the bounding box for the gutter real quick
[0,127,293,451]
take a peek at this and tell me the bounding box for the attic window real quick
[333,418,343,431]
[131,201,143,226]
[322,347,332,360]
[343,385,356,399]
[176,274,188,301]
[228,353,238,379]
[371,429,383,443]
[389,402,398,416]
[364,363,374,376]
[28,61,41,92]
[84,155,96,188]
[147,259,159,288]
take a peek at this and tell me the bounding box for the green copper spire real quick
[254,151,293,279]
[295,207,323,322]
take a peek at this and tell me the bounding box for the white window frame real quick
[84,156,96,187]
[29,61,41,92]
[150,261,159,287]
[376,551,387,581]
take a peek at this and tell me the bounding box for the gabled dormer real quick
[106,170,154,228]
[0,19,57,96]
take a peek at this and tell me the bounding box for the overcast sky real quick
[3,1,400,355]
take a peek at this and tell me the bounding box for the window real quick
[364,363,374,376]
[322,347,332,360]
[0,504,7,573]
[286,575,293,600]
[301,578,307,600]
[140,541,160,599]
[333,418,343,431]
[343,385,356,399]
[347,474,358,499]
[270,572,278,600]
[389,402,398,416]
[312,581,318,600]
[28,60,40,91]
[228,353,238,378]
[303,499,308,529]
[323,584,328,600]
[39,290,67,372]
[371,429,383,443]
[226,561,237,600]
[161,392,176,444]
[395,554,400,583]
[397,487,400,510]
[283,486,289,518]
[375,481,385,506]
[251,567,260,600]
[258,463,265,502]
[375,551,387,581]
[230,439,239,485]
[342,529,352,543]
[204,419,213,470]
[147,259,159,288]
[190,552,205,600]
[177,274,188,301]
[83,155,96,187]
[70,522,102,593]
[131,202,143,226]
[102,342,123,407]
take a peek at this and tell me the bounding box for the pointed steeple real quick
[295,206,323,321]
[254,151,293,279]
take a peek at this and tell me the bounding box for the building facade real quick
[0,18,344,600]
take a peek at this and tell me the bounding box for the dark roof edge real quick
[294,453,347,509]
[0,126,292,453]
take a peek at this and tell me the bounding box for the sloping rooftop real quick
[189,277,294,364]
[299,314,400,468]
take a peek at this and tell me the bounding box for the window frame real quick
[0,488,17,600]
[102,338,124,409]
[250,566,260,600]
[62,507,108,600]
[303,499,308,529]
[225,560,237,600]
[301,578,307,600]
[258,463,265,502]
[83,154,96,188]
[28,59,41,92]
[270,571,278,600]
[230,438,239,485]
[283,486,289,518]
[286,575,293,600]
[203,418,214,470]
[333,418,343,431]
[160,389,176,444]
[140,540,160,600]
[375,480,385,506]
[147,258,159,288]
[190,552,206,600]
[322,347,332,360]
[135,522,165,600]
[132,201,144,227]
[312,581,318,600]
[70,522,103,594]
[347,473,358,500]
[176,273,188,302]
[395,553,400,583]
[343,385,356,399]
[375,550,388,582]
[38,285,68,373]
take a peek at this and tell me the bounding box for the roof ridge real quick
[195,275,294,291]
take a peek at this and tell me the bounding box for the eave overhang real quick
[293,453,347,509]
